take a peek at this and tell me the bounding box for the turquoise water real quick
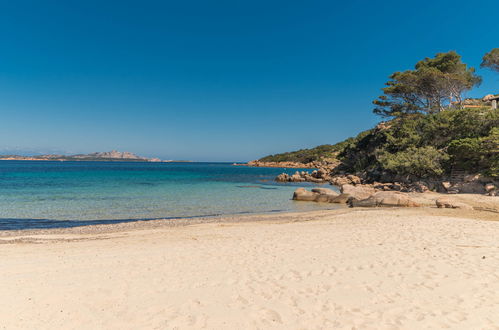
[0,161,339,230]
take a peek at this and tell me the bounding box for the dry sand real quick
[1,206,499,329]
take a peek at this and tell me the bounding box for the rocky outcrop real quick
[340,184,376,201]
[330,174,362,186]
[274,163,497,197]
[293,188,321,201]
[485,183,497,196]
[275,173,291,182]
[293,185,378,205]
[292,187,420,207]
[291,186,497,210]
[438,175,496,195]
[292,188,340,203]
[276,170,331,183]
[348,191,420,208]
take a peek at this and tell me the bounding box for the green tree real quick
[373,51,481,117]
[377,146,449,178]
[481,127,499,177]
[447,138,483,171]
[481,48,499,72]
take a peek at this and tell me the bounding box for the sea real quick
[0,161,340,230]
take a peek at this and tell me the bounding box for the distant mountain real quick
[0,150,164,162]
[71,150,150,160]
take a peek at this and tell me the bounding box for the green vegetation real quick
[481,48,499,72]
[258,50,498,180]
[378,146,448,178]
[373,51,481,117]
[339,108,498,178]
[259,142,350,163]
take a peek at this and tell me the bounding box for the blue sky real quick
[0,0,498,161]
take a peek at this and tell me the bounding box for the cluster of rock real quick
[292,184,485,210]
[276,169,498,196]
[276,169,332,183]
[370,176,497,196]
[292,185,421,208]
[440,176,498,196]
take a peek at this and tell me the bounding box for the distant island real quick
[0,150,169,162]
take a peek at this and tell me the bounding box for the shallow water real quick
[0,161,339,230]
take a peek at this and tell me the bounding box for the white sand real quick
[1,208,499,329]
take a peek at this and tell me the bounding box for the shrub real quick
[378,146,449,178]
[481,127,499,177]
[447,138,483,171]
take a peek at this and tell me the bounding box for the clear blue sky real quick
[1,0,498,161]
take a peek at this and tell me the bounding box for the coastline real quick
[1,191,497,236]
[2,206,499,328]
[0,208,350,238]
[1,201,497,238]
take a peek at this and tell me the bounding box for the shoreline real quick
[0,203,345,233]
[0,208,350,238]
[1,205,497,240]
[1,191,497,235]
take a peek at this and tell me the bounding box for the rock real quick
[292,188,318,201]
[346,174,362,185]
[392,183,403,191]
[330,194,351,203]
[317,168,329,179]
[275,169,332,184]
[485,183,496,192]
[408,181,429,193]
[440,181,459,194]
[331,176,350,186]
[441,181,452,190]
[436,198,473,210]
[275,173,290,182]
[340,184,376,201]
[292,188,340,203]
[311,188,338,196]
[485,183,497,196]
[452,181,486,194]
[348,191,420,208]
[291,172,305,182]
[308,188,350,203]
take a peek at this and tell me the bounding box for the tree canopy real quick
[373,51,481,117]
[481,48,499,72]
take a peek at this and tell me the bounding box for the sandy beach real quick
[1,206,499,329]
